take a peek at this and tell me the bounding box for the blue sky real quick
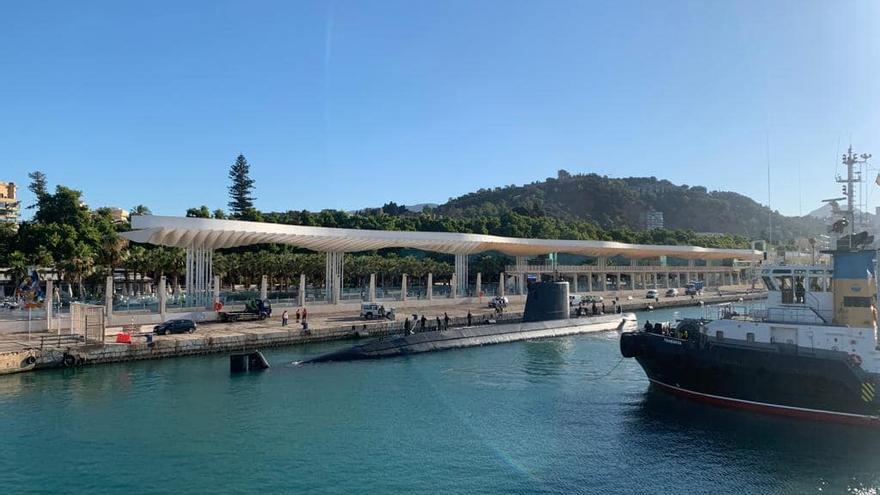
[2,0,878,219]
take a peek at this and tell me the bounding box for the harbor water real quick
[2,306,879,494]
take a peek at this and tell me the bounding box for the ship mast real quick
[836,146,872,248]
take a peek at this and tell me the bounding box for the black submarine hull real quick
[301,313,637,364]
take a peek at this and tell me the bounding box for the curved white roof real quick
[122,215,761,260]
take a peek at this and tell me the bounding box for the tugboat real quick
[621,146,880,426]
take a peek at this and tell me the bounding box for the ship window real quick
[843,296,872,308]
[746,332,755,343]
[808,277,822,292]
[762,276,776,291]
[716,331,724,340]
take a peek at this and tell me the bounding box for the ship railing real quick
[750,306,832,325]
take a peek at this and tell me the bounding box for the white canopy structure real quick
[122,215,761,306]
[123,215,760,260]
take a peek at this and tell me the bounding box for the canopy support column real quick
[325,252,344,304]
[185,245,214,309]
[454,253,468,297]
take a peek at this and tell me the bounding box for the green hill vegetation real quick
[435,171,824,240]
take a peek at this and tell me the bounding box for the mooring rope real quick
[584,356,626,381]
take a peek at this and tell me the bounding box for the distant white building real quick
[645,209,664,230]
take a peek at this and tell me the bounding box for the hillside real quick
[433,171,825,240]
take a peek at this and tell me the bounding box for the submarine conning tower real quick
[522,281,570,322]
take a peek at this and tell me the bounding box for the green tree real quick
[131,204,152,216]
[186,205,211,218]
[26,171,48,209]
[228,154,256,217]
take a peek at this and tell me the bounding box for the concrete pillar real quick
[213,275,220,306]
[298,274,306,306]
[499,272,506,298]
[427,273,433,300]
[666,274,671,289]
[260,274,268,301]
[587,273,593,292]
[616,273,621,291]
[401,274,408,301]
[475,272,482,297]
[450,274,457,299]
[158,276,167,320]
[333,275,341,304]
[324,251,344,304]
[105,275,114,318]
[45,279,53,331]
[519,273,526,295]
[454,253,468,296]
[571,274,578,293]
[369,273,376,302]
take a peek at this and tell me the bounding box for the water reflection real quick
[622,387,880,493]
[521,338,570,377]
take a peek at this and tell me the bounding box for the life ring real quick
[62,353,76,367]
[850,353,863,367]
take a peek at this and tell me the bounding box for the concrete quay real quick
[0,288,765,375]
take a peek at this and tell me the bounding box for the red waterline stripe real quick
[649,379,880,427]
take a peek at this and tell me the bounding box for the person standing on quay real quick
[282,310,289,327]
[295,308,301,322]
[420,315,427,332]
[467,311,472,327]
[436,316,442,331]
[443,312,450,330]
[302,307,308,321]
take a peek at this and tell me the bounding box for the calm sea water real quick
[2,306,879,494]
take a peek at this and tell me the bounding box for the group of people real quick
[404,311,457,334]
[573,299,623,317]
[281,307,309,331]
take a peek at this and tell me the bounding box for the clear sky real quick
[2,0,878,219]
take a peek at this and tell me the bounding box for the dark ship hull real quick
[621,328,880,426]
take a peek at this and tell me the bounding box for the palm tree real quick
[7,251,28,289]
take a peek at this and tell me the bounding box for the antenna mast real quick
[836,146,872,248]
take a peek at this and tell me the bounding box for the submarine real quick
[299,281,637,364]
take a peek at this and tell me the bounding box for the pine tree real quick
[227,154,256,217]
[27,171,48,209]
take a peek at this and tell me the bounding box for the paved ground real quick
[0,285,762,354]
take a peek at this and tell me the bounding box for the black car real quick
[154,319,197,335]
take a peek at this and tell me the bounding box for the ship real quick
[299,281,637,364]
[621,146,880,426]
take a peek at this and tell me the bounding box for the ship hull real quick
[302,313,637,363]
[622,330,880,426]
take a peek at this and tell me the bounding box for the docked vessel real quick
[300,281,637,364]
[621,146,880,426]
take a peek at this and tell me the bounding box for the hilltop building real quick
[644,209,664,230]
[0,182,20,225]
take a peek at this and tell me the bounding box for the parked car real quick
[684,281,704,296]
[584,295,604,303]
[488,296,509,309]
[360,303,395,320]
[665,288,679,297]
[645,289,659,299]
[154,319,197,335]
[569,295,584,306]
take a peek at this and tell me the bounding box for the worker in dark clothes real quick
[467,311,472,327]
